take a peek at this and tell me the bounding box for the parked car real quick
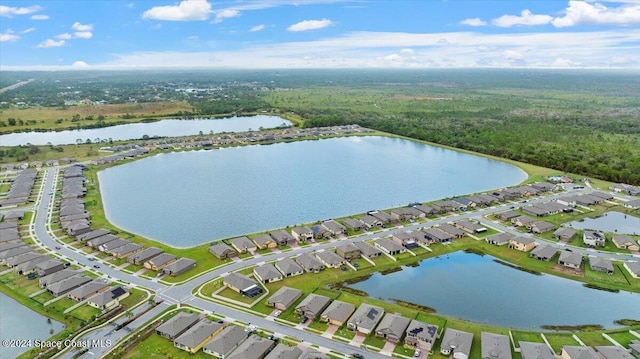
[414,349,421,357]
[273,310,281,317]
[352,354,364,359]
[55,246,61,250]
[301,316,308,324]
[93,264,100,269]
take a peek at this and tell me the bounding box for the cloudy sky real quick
[0,0,639,69]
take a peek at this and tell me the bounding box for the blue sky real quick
[1,0,639,69]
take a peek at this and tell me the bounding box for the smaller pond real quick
[0,115,291,146]
[564,211,640,235]
[348,251,640,329]
[0,291,65,358]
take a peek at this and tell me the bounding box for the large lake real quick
[98,136,527,247]
[565,211,640,236]
[0,291,65,358]
[0,115,290,146]
[349,251,639,329]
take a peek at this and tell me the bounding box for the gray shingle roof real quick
[321,300,355,323]
[204,326,247,356]
[481,332,512,359]
[173,319,222,350]
[266,286,302,310]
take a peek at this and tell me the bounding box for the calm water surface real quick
[0,291,65,358]
[349,251,640,329]
[98,136,527,246]
[565,211,640,235]
[0,115,290,146]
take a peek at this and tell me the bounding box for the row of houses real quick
[57,166,196,277]
[553,226,639,251]
[0,169,37,208]
[557,344,639,359]
[88,148,149,166]
[610,183,640,196]
[1,160,63,173]
[155,311,327,359]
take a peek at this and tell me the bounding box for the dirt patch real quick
[552,264,585,277]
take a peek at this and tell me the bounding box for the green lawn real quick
[363,333,388,349]
[120,288,147,309]
[575,332,613,347]
[307,319,329,332]
[334,326,356,340]
[123,332,212,359]
[512,331,545,346]
[216,287,258,304]
[544,332,579,354]
[68,304,102,321]
[606,331,639,347]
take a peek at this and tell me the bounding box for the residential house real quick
[296,253,325,273]
[47,275,92,297]
[111,243,144,258]
[320,300,355,326]
[163,258,196,276]
[530,221,555,234]
[589,257,614,274]
[99,238,130,253]
[583,230,606,247]
[629,341,640,357]
[203,326,249,359]
[0,242,25,253]
[519,342,553,359]
[531,182,556,192]
[0,248,32,265]
[508,237,536,252]
[315,251,344,268]
[6,252,45,268]
[623,199,640,210]
[35,259,66,277]
[269,230,294,246]
[253,263,283,284]
[404,320,438,349]
[369,211,392,224]
[223,273,263,298]
[156,312,201,340]
[530,245,558,261]
[227,335,275,359]
[354,241,381,258]
[422,228,453,244]
[0,228,21,243]
[438,224,466,238]
[275,258,304,278]
[336,243,360,260]
[623,261,640,279]
[455,220,487,234]
[497,210,521,221]
[554,228,577,242]
[264,344,302,359]
[14,255,50,275]
[347,304,384,334]
[67,280,109,301]
[452,197,474,209]
[375,313,411,343]
[87,286,129,311]
[342,218,366,231]
[144,253,176,270]
[558,251,583,270]
[127,247,163,264]
[486,233,513,246]
[66,222,92,237]
[39,269,78,288]
[512,216,536,228]
[295,293,331,319]
[209,242,237,259]
[481,332,512,359]
[291,227,314,242]
[321,220,346,236]
[561,346,599,359]
[412,205,436,216]
[391,231,421,249]
[230,236,256,254]
[359,215,382,229]
[310,225,331,240]
[595,346,634,359]
[390,207,424,221]
[374,238,405,255]
[253,234,277,249]
[612,235,639,251]
[440,328,473,359]
[266,286,302,311]
[87,234,118,248]
[174,319,224,354]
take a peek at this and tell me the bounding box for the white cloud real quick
[214,9,239,23]
[187,35,199,40]
[56,33,72,40]
[21,28,36,34]
[31,14,49,20]
[552,57,583,67]
[400,48,415,55]
[126,3,135,8]
[502,50,524,60]
[36,39,65,48]
[250,24,266,32]
[72,61,89,67]
[492,9,553,27]
[0,30,20,42]
[287,18,333,32]
[552,0,640,27]
[0,5,42,17]
[459,18,487,26]
[142,0,212,21]
[71,22,93,32]
[74,31,93,39]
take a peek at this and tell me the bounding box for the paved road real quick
[29,166,638,358]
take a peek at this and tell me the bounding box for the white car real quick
[273,310,281,317]
[414,349,421,357]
